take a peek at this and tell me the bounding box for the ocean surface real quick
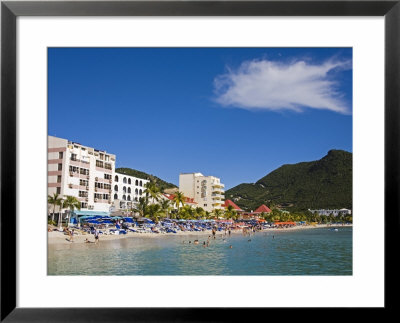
[48,227,352,275]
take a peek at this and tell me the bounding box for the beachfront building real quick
[308,208,352,217]
[222,200,244,213]
[112,172,149,211]
[48,135,116,213]
[179,172,225,212]
[162,193,198,210]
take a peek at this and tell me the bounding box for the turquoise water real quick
[48,227,352,275]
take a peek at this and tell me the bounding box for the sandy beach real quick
[48,224,352,246]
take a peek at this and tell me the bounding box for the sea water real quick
[48,227,352,275]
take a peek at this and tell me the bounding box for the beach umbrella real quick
[86,220,100,224]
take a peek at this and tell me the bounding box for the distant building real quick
[162,193,198,210]
[48,135,116,213]
[113,172,149,211]
[253,204,272,214]
[179,172,225,212]
[221,199,244,212]
[308,208,352,216]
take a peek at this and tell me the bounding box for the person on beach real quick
[69,229,74,242]
[94,229,99,244]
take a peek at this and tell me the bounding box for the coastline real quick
[48,223,352,246]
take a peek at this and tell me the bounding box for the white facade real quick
[308,208,352,216]
[179,173,225,212]
[113,172,149,210]
[48,135,116,213]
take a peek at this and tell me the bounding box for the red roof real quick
[254,204,272,213]
[163,194,197,204]
[222,200,243,211]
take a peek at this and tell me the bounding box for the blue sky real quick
[48,48,352,189]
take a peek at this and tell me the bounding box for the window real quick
[56,187,61,194]
[139,189,142,195]
[96,160,103,168]
[58,164,62,171]
[204,204,207,207]
[59,152,63,159]
[105,163,112,170]
[128,187,131,193]
[127,196,131,201]
[135,188,138,194]
[104,184,111,190]
[104,174,112,180]
[122,195,126,201]
[114,185,118,191]
[79,179,88,186]
[123,177,127,184]
[103,194,109,200]
[139,180,142,186]
[80,168,89,175]
[135,180,138,186]
[81,202,88,209]
[114,194,118,200]
[115,175,119,182]
[57,175,62,183]
[71,153,77,161]
[128,178,131,184]
[79,191,88,197]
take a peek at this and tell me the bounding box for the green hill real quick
[225,150,352,212]
[115,167,177,192]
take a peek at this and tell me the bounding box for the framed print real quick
[1,0,398,321]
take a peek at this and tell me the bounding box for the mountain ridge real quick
[225,150,352,212]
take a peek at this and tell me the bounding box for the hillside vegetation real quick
[115,167,177,192]
[225,150,352,212]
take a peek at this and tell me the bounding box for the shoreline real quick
[48,224,352,246]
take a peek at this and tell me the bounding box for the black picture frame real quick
[1,1,398,321]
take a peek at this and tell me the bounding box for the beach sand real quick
[48,224,352,246]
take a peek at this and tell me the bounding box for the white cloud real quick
[213,58,352,114]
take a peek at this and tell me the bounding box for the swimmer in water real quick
[229,245,233,249]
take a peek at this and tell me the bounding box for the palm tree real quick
[160,199,172,219]
[173,191,186,214]
[195,207,205,219]
[213,208,223,219]
[144,181,161,204]
[147,204,163,222]
[61,195,81,229]
[47,193,63,222]
[133,197,149,218]
[224,205,237,220]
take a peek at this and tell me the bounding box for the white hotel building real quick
[48,136,116,213]
[113,172,149,211]
[179,173,225,212]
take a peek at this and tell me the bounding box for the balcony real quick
[212,183,225,188]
